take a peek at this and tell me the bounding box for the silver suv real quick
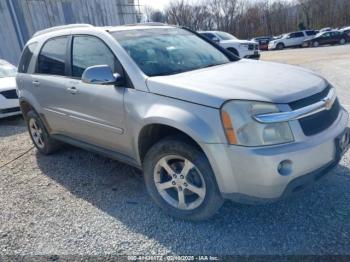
[17,24,350,220]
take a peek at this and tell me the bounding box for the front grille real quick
[289,86,341,136]
[1,89,18,99]
[0,107,21,114]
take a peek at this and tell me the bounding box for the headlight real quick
[221,101,294,146]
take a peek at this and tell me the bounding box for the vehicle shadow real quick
[35,147,350,255]
[0,115,26,137]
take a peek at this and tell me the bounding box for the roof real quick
[32,23,174,38]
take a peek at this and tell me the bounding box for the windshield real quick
[215,31,237,40]
[112,28,231,77]
[0,65,17,78]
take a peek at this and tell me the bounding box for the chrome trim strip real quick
[43,107,67,116]
[69,115,124,134]
[254,88,336,124]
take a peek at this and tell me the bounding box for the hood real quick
[146,60,327,108]
[221,39,256,45]
[0,77,17,91]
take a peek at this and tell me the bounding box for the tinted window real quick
[112,28,231,77]
[215,31,237,40]
[290,32,304,38]
[72,36,119,78]
[37,37,68,76]
[306,30,316,36]
[201,33,216,40]
[18,43,37,73]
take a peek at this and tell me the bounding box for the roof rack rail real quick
[124,22,168,27]
[33,24,94,37]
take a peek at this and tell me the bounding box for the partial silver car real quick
[16,24,350,220]
[0,60,20,118]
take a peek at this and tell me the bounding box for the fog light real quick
[278,160,292,176]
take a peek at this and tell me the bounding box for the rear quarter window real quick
[18,43,38,73]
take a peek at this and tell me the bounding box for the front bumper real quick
[201,108,349,202]
[240,49,260,60]
[0,93,21,118]
[244,53,261,59]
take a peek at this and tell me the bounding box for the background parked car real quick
[0,60,20,118]
[320,27,333,32]
[199,31,260,59]
[303,30,347,47]
[251,36,273,50]
[268,30,317,50]
[340,26,350,41]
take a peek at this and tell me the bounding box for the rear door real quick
[288,32,305,46]
[61,35,128,153]
[30,36,72,132]
[320,32,331,44]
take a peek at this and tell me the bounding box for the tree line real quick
[143,0,350,39]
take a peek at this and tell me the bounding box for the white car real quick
[199,31,260,59]
[0,60,20,118]
[268,30,317,50]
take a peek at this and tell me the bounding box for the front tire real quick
[276,43,284,50]
[313,41,319,47]
[143,137,224,221]
[26,110,61,155]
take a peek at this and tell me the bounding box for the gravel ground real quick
[1,45,350,256]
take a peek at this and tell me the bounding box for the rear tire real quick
[26,110,61,155]
[339,38,346,45]
[313,41,319,47]
[143,136,224,221]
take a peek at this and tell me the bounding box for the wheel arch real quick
[227,47,239,57]
[138,123,205,164]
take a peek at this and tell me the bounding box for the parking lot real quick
[1,45,349,256]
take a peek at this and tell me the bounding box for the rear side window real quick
[18,43,38,73]
[306,30,316,36]
[290,32,304,38]
[201,33,216,40]
[37,37,68,76]
[71,36,121,78]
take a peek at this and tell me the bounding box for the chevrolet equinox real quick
[16,24,350,220]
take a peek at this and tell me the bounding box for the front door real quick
[61,35,128,154]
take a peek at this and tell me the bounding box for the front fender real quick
[124,90,227,164]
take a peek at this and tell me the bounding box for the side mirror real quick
[82,65,124,86]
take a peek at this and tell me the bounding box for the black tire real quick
[339,38,346,45]
[276,43,284,50]
[227,48,239,57]
[313,41,319,47]
[26,110,61,155]
[143,136,224,221]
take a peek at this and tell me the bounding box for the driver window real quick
[72,35,123,78]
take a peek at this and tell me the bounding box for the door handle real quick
[67,86,78,94]
[32,80,40,87]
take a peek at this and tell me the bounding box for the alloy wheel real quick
[154,155,206,210]
[29,118,45,149]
